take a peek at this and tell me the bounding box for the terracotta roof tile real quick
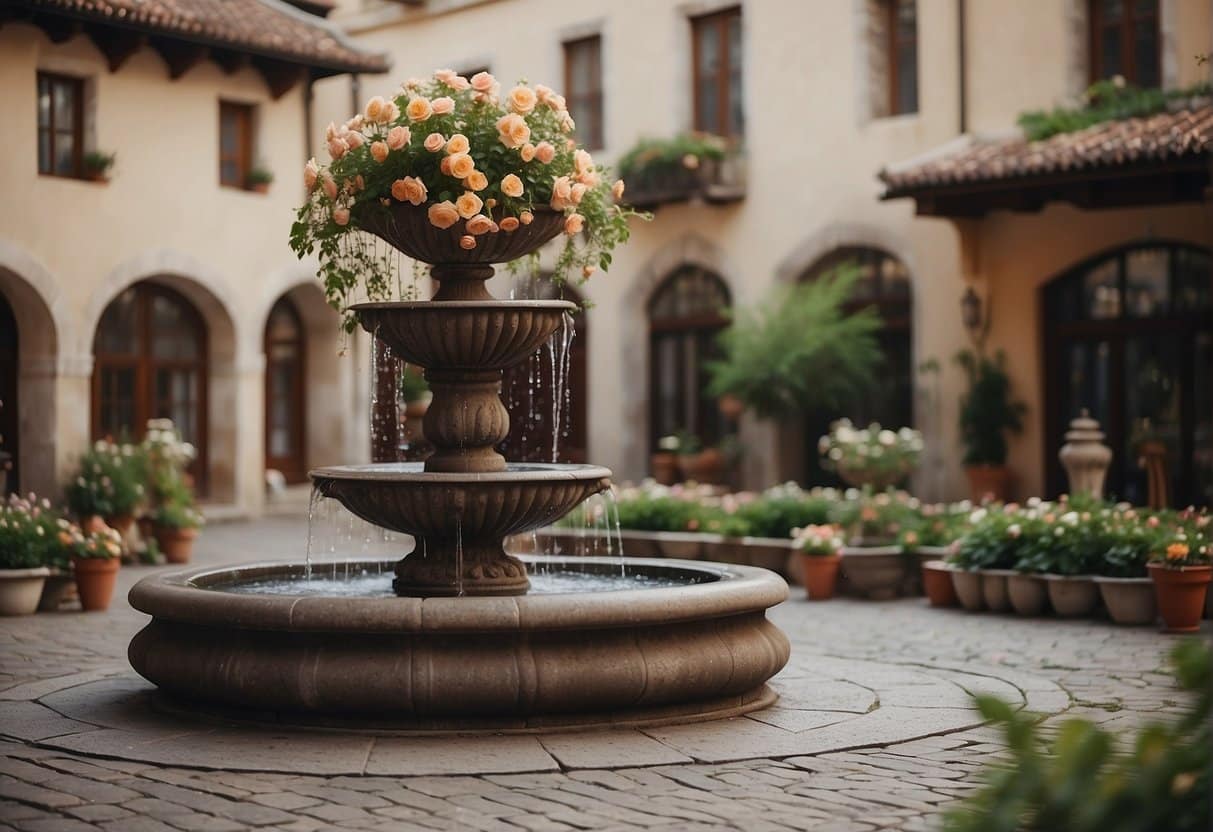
[16,0,388,74]
[880,105,1213,195]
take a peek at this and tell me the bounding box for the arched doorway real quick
[648,266,731,453]
[92,281,208,490]
[0,291,17,494]
[264,296,307,482]
[1044,242,1211,506]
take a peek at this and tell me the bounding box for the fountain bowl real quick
[128,556,791,724]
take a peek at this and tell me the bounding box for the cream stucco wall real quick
[310,0,1211,501]
[0,24,366,509]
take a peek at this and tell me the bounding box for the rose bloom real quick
[549,175,573,210]
[507,85,538,115]
[382,101,401,122]
[582,264,596,278]
[564,213,584,235]
[459,235,477,250]
[578,168,600,187]
[434,69,470,91]
[499,216,520,232]
[534,84,553,104]
[364,96,386,122]
[391,176,427,206]
[344,131,364,150]
[465,214,494,235]
[570,182,587,204]
[534,141,556,164]
[332,206,350,226]
[345,114,364,132]
[431,96,455,115]
[386,125,411,150]
[439,156,453,176]
[574,149,594,175]
[445,133,470,155]
[496,114,531,149]
[550,93,568,111]
[501,174,524,198]
[470,71,496,93]
[326,137,347,160]
[519,210,534,225]
[321,173,338,201]
[612,179,625,200]
[519,143,537,162]
[448,152,476,180]
[303,158,319,190]
[465,170,489,192]
[423,132,445,152]
[405,97,433,122]
[370,141,389,163]
[427,201,460,229]
[455,191,483,219]
[560,113,576,133]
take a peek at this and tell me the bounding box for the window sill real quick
[38,172,109,184]
[220,183,270,195]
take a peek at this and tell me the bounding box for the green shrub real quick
[1018,79,1212,141]
[730,493,833,539]
[64,440,146,519]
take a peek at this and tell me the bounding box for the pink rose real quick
[434,69,470,91]
[445,134,470,155]
[495,114,531,149]
[344,131,364,149]
[582,265,596,278]
[364,96,386,122]
[499,216,520,232]
[459,235,477,250]
[465,171,488,191]
[303,158,319,190]
[448,152,475,180]
[549,93,567,111]
[405,97,433,122]
[578,168,600,187]
[574,149,594,175]
[327,137,347,160]
[507,85,538,115]
[439,156,453,176]
[534,141,556,164]
[424,132,445,152]
[427,201,460,229]
[501,174,524,198]
[570,183,587,204]
[564,213,584,235]
[370,141,389,163]
[470,71,496,93]
[391,176,427,206]
[611,179,625,200]
[455,191,483,219]
[465,214,494,235]
[321,173,338,201]
[520,143,536,162]
[386,125,410,150]
[549,175,573,210]
[332,206,350,226]
[519,210,534,225]
[431,96,455,115]
[535,84,553,104]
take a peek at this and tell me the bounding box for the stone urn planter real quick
[950,569,984,611]
[1043,574,1100,617]
[71,557,120,612]
[1006,573,1048,616]
[1148,563,1211,633]
[650,452,680,485]
[979,569,1015,612]
[800,553,841,601]
[0,567,50,616]
[965,464,1012,504]
[38,569,78,612]
[841,545,905,600]
[1094,576,1157,626]
[156,526,199,564]
[921,560,958,607]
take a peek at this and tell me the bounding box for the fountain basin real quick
[128,556,790,722]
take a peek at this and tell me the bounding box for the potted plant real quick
[71,525,123,611]
[900,503,969,599]
[82,151,116,182]
[955,349,1025,503]
[1147,522,1211,633]
[0,494,55,616]
[819,420,924,492]
[832,490,916,600]
[793,524,843,600]
[64,440,146,539]
[246,165,274,193]
[950,506,1019,613]
[651,435,682,486]
[153,491,204,564]
[1093,508,1157,626]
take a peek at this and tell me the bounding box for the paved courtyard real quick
[0,514,1203,831]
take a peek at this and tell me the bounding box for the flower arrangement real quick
[0,494,120,569]
[64,440,146,520]
[792,524,844,557]
[828,489,920,546]
[151,492,204,531]
[290,69,639,329]
[1148,509,1211,569]
[819,420,923,490]
[141,418,196,501]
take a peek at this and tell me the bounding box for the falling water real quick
[305,486,320,580]
[602,488,627,576]
[454,518,464,597]
[547,311,576,463]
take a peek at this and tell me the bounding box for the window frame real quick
[36,71,85,179]
[562,34,604,151]
[218,101,255,190]
[884,0,919,117]
[690,6,743,139]
[263,296,307,484]
[1088,0,1161,87]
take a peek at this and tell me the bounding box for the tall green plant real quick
[707,268,882,420]
[955,349,1025,466]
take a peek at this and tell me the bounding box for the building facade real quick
[315,0,1210,504]
[0,0,387,510]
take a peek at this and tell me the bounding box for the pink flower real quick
[327,137,347,160]
[405,97,433,122]
[470,71,496,93]
[445,134,470,155]
[364,96,387,122]
[439,156,453,176]
[507,85,538,115]
[455,191,483,219]
[431,96,455,115]
[612,179,625,200]
[465,170,488,191]
[344,131,364,149]
[465,214,494,235]
[303,158,319,190]
[434,68,470,91]
[582,264,596,278]
[574,149,594,175]
[499,216,520,232]
[386,125,411,150]
[459,235,477,250]
[321,173,338,201]
[391,176,427,206]
[570,182,587,204]
[370,141,389,163]
[519,210,534,225]
[332,206,350,226]
[496,114,531,149]
[534,141,556,164]
[427,201,460,229]
[448,152,475,179]
[424,132,445,152]
[520,143,537,162]
[564,213,584,235]
[550,175,573,210]
[535,84,554,104]
[500,174,524,198]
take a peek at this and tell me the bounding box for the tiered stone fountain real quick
[128,205,790,724]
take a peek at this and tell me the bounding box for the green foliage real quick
[828,490,920,546]
[729,493,834,539]
[151,495,203,531]
[955,349,1025,466]
[82,150,115,174]
[0,494,67,569]
[1018,79,1212,141]
[246,166,274,186]
[611,493,710,533]
[616,132,729,186]
[707,268,883,420]
[399,366,430,403]
[819,420,924,490]
[943,641,1211,832]
[64,441,147,519]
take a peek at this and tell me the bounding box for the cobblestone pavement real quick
[1,515,1204,831]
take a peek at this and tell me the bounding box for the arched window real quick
[799,246,913,483]
[1044,243,1211,506]
[0,291,17,494]
[264,296,306,483]
[92,282,208,490]
[648,266,731,452]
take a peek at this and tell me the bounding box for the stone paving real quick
[0,514,1204,831]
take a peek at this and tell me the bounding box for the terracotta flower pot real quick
[1043,574,1099,617]
[105,514,135,537]
[801,553,841,601]
[156,526,199,565]
[841,546,905,600]
[921,561,958,607]
[38,569,78,612]
[1148,563,1211,634]
[71,557,120,612]
[965,464,1012,504]
[650,452,680,486]
[980,569,1015,612]
[1007,573,1048,616]
[0,567,50,616]
[950,569,984,611]
[1095,576,1157,626]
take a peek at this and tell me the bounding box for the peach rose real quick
[448,152,476,180]
[559,113,576,133]
[431,96,455,115]
[321,173,338,201]
[550,93,568,111]
[582,265,596,278]
[570,182,587,204]
[455,191,483,219]
[578,168,600,187]
[345,114,364,132]
[612,179,625,200]
[501,173,524,198]
[459,235,477,250]
[424,132,445,152]
[427,201,460,229]
[370,141,389,163]
[519,210,534,225]
[534,141,556,164]
[535,84,553,104]
[485,198,497,209]
[344,131,364,150]
[445,134,470,155]
[470,71,496,93]
[386,125,411,150]
[348,174,365,193]
[507,85,538,115]
[550,175,573,210]
[574,149,594,176]
[520,143,536,162]
[303,158,319,190]
[364,96,386,122]
[439,156,453,176]
[465,170,489,192]
[465,214,494,235]
[564,213,584,235]
[499,216,520,232]
[332,206,350,226]
[495,113,531,149]
[434,69,469,91]
[391,176,427,206]
[405,97,433,122]
[327,137,347,160]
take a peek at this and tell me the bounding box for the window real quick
[219,101,254,188]
[648,267,732,452]
[0,291,18,494]
[92,283,208,491]
[563,36,604,150]
[1044,243,1211,507]
[885,0,918,115]
[691,7,743,138]
[37,72,83,177]
[1089,0,1160,88]
[264,297,307,483]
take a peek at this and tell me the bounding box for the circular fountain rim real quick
[308,461,612,483]
[128,555,789,634]
[349,299,579,311]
